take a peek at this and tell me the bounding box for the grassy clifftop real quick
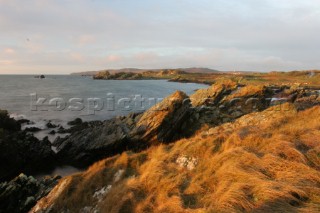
[31,85,320,212]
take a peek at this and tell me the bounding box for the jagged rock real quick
[46,122,57,129]
[54,91,191,166]
[17,119,31,125]
[30,176,73,213]
[190,81,237,107]
[49,130,56,135]
[54,113,142,166]
[131,91,191,144]
[0,109,20,131]
[222,85,273,114]
[0,132,56,181]
[0,111,56,182]
[25,127,42,132]
[67,118,83,126]
[0,173,60,213]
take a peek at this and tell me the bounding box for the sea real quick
[0,75,207,177]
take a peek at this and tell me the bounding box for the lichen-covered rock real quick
[131,91,191,144]
[30,177,72,213]
[190,81,237,107]
[0,173,60,213]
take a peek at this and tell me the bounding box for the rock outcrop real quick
[54,91,191,166]
[130,91,190,144]
[54,113,141,166]
[0,110,56,182]
[52,84,320,168]
[0,109,21,131]
[0,173,60,213]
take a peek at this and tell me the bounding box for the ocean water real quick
[0,75,208,178]
[0,75,207,131]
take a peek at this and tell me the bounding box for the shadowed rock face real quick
[0,110,56,182]
[0,109,21,131]
[54,91,191,166]
[53,84,320,168]
[131,91,190,144]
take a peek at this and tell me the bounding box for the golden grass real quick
[37,104,320,213]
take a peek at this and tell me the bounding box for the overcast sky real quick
[0,0,320,74]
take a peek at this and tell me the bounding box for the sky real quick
[0,0,320,74]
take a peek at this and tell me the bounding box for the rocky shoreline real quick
[1,81,320,212]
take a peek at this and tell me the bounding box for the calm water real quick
[0,75,207,127]
[0,75,207,178]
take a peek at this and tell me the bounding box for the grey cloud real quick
[0,0,319,73]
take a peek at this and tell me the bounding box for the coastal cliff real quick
[2,80,320,212]
[31,86,320,212]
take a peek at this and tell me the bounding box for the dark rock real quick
[46,122,57,129]
[0,110,56,182]
[0,130,56,181]
[49,130,56,135]
[17,119,31,125]
[0,109,21,131]
[34,75,45,79]
[57,126,65,134]
[0,173,60,213]
[55,91,191,166]
[25,127,42,132]
[67,118,83,126]
[54,116,140,166]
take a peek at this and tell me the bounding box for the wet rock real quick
[46,122,57,129]
[0,111,56,182]
[49,130,56,135]
[0,109,21,131]
[25,127,42,132]
[67,118,83,126]
[57,126,66,134]
[0,173,60,213]
[17,119,31,125]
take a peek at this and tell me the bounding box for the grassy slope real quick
[37,103,320,213]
